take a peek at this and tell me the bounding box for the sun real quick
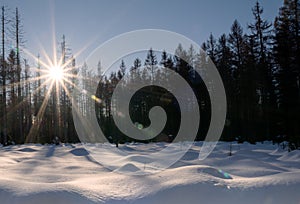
[49,65,65,82]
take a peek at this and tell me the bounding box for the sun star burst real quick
[48,65,65,82]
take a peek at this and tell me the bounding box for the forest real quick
[0,0,300,150]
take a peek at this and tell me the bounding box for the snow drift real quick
[0,142,300,204]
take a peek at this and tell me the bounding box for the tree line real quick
[93,0,300,150]
[1,1,300,150]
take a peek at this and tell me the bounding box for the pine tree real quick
[248,1,275,141]
[117,59,126,80]
[206,33,217,63]
[130,58,141,81]
[144,48,157,81]
[215,34,234,140]
[248,1,272,62]
[274,0,300,149]
[174,44,190,80]
[228,20,246,141]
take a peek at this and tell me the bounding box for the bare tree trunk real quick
[24,59,31,140]
[15,8,23,143]
[61,35,67,143]
[1,6,7,145]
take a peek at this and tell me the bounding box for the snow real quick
[0,142,300,204]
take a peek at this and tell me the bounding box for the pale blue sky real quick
[1,0,283,66]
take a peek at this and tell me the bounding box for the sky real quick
[1,0,283,67]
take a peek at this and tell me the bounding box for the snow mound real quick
[115,163,141,173]
[123,155,154,164]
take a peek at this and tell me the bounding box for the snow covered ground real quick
[0,141,300,204]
